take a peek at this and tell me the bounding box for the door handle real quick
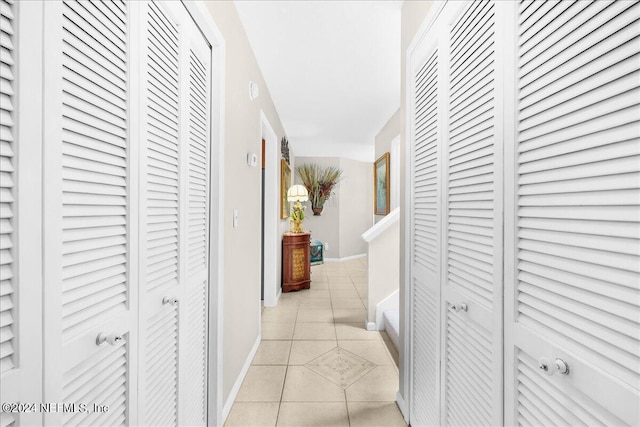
[555,358,569,375]
[163,296,179,306]
[538,357,553,375]
[449,302,468,313]
[96,332,123,346]
[538,357,570,376]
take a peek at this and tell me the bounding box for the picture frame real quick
[281,159,291,219]
[374,152,390,215]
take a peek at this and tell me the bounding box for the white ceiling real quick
[235,1,402,162]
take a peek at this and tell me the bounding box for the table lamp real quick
[287,184,309,233]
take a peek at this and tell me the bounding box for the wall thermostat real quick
[249,81,259,100]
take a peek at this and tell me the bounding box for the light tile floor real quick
[225,258,406,427]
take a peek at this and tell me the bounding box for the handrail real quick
[361,207,400,243]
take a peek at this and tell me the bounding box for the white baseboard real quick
[325,253,366,262]
[264,288,282,308]
[366,321,377,331]
[375,289,399,330]
[396,391,409,422]
[221,334,261,422]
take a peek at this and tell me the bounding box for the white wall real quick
[339,158,373,257]
[202,0,291,409]
[367,218,399,324]
[295,156,373,259]
[375,108,401,159]
[374,109,401,223]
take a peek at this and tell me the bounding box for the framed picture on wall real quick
[281,159,291,219]
[374,152,390,215]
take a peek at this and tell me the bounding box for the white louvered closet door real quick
[505,1,640,425]
[137,2,211,425]
[441,1,503,425]
[137,1,183,425]
[42,1,135,425]
[0,0,17,425]
[178,20,211,427]
[409,17,445,426]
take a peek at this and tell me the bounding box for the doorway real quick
[261,139,266,300]
[260,112,280,307]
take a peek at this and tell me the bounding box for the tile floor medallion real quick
[306,347,375,388]
[227,258,407,426]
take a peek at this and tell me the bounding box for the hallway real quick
[225,259,405,427]
[2,1,638,425]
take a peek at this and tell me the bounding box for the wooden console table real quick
[282,232,311,292]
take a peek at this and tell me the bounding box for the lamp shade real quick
[287,184,309,202]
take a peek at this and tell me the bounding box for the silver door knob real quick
[555,358,569,375]
[163,296,179,306]
[450,303,468,312]
[96,332,123,346]
[538,357,554,376]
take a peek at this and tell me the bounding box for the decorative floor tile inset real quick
[306,347,375,388]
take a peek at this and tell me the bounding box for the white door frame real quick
[261,111,280,307]
[180,2,226,425]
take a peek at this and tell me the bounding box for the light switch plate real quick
[247,153,258,167]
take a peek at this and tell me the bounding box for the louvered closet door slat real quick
[410,42,440,427]
[62,23,126,85]
[413,51,439,275]
[64,1,125,49]
[520,2,639,92]
[187,50,209,273]
[179,28,211,426]
[64,68,126,116]
[0,0,15,385]
[0,0,17,422]
[519,144,640,183]
[62,339,128,427]
[44,1,132,426]
[444,1,502,426]
[447,0,497,311]
[144,305,178,426]
[61,0,128,342]
[62,49,126,102]
[144,0,179,294]
[139,1,180,426]
[511,0,640,425]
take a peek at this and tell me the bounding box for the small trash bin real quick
[310,239,324,265]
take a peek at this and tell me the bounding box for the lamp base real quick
[290,219,304,233]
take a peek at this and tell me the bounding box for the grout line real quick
[273,298,298,427]
[345,389,351,427]
[274,363,287,427]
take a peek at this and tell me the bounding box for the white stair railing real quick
[361,207,400,330]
